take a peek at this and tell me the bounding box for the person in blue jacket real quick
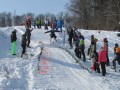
[53,18,58,30]
[58,18,64,32]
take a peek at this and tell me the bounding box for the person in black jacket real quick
[25,27,32,48]
[45,29,61,43]
[21,33,27,57]
[93,51,100,73]
[68,27,73,48]
[11,30,17,55]
[26,18,31,28]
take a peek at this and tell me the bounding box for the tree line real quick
[0,12,69,27]
[66,0,120,30]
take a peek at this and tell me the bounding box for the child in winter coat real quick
[98,47,107,76]
[78,32,86,62]
[91,51,100,73]
[88,35,98,56]
[21,33,27,57]
[11,30,17,55]
[74,44,81,59]
[89,42,96,70]
[112,43,120,69]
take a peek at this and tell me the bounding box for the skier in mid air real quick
[45,29,61,44]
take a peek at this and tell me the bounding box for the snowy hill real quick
[0,26,120,90]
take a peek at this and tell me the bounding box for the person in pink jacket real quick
[98,47,107,76]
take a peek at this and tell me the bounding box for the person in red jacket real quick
[98,47,107,76]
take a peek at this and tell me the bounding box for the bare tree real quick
[67,0,120,30]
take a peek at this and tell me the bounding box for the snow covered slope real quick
[0,26,120,90]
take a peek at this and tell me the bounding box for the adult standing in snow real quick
[98,47,107,76]
[74,28,81,58]
[50,18,54,29]
[53,18,58,30]
[103,38,110,66]
[89,41,96,69]
[58,18,64,32]
[25,27,32,48]
[68,27,73,49]
[21,33,27,57]
[33,19,37,28]
[88,35,98,56]
[73,27,78,45]
[44,18,49,30]
[74,44,81,59]
[25,17,31,28]
[11,29,17,55]
[37,18,42,29]
[112,43,120,69]
[78,32,86,62]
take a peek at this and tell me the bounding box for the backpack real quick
[79,39,85,46]
[94,38,98,42]
[115,47,120,54]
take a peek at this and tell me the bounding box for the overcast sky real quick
[0,0,69,15]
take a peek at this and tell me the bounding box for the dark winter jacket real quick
[73,29,78,41]
[26,19,31,27]
[11,30,17,42]
[91,37,98,51]
[68,28,73,39]
[26,28,31,37]
[21,34,27,46]
[45,30,60,38]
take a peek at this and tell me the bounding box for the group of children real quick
[11,27,32,58]
[10,23,120,76]
[33,17,64,32]
[67,27,120,76]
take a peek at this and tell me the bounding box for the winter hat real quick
[14,29,17,32]
[115,43,118,47]
[103,38,107,42]
[91,35,94,38]
[74,27,77,30]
